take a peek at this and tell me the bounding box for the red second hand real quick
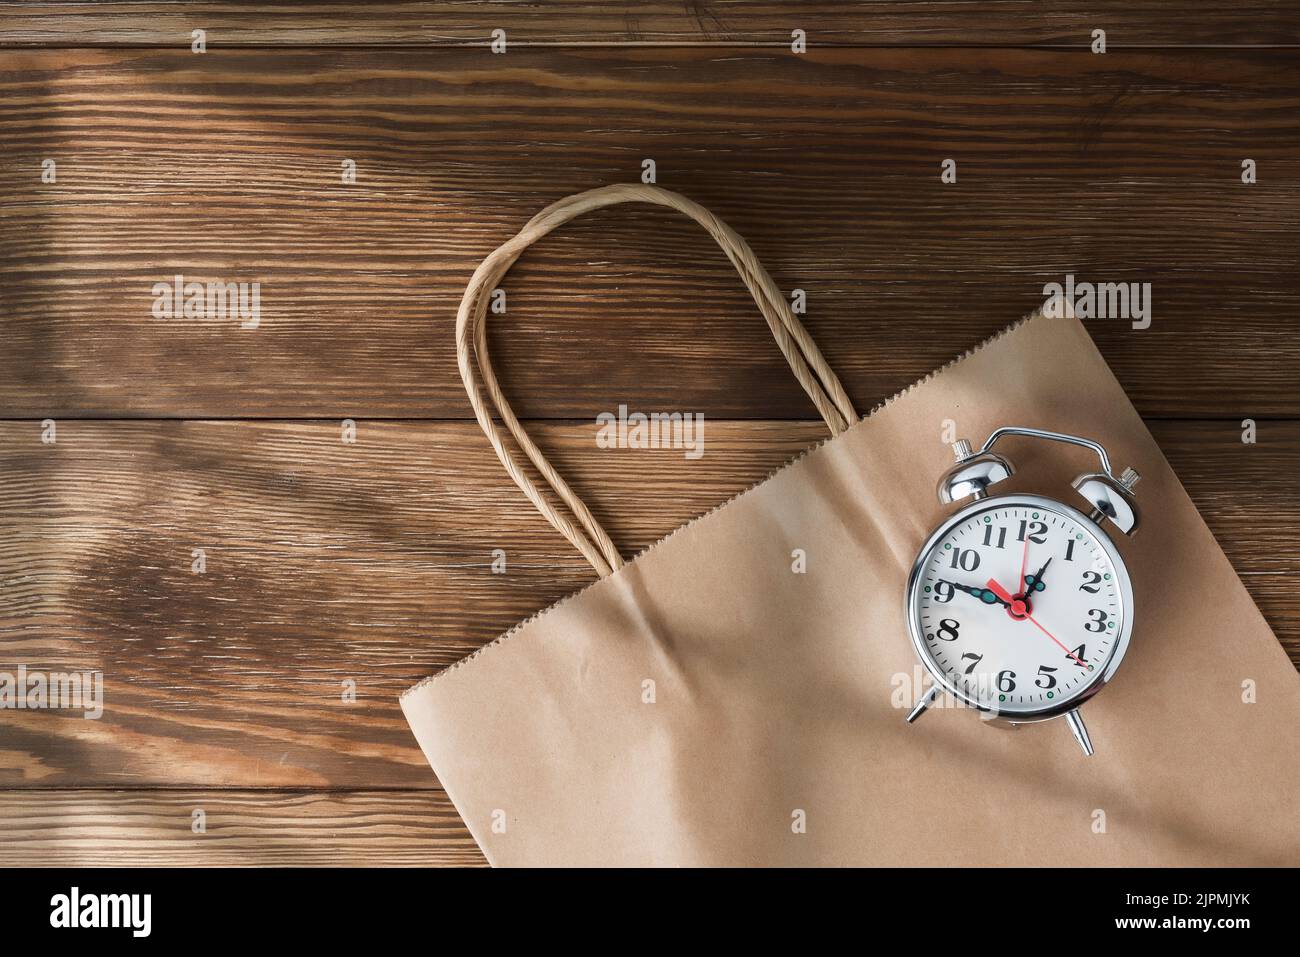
[986,576,1088,669]
[1025,614,1088,668]
[985,578,1015,605]
[1019,529,1030,595]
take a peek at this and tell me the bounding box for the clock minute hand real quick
[939,579,1009,608]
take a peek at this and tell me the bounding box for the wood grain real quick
[1,419,1294,789]
[3,2,1298,48]
[2,48,1298,418]
[0,789,484,866]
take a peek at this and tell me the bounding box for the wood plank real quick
[3,3,1298,49]
[0,789,483,865]
[1,48,1298,418]
[0,418,1294,789]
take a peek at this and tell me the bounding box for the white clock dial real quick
[907,496,1131,716]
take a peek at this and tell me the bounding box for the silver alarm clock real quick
[903,427,1140,755]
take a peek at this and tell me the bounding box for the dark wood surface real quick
[1,4,1296,866]
[0,790,481,866]
[2,47,1299,418]
[3,3,1298,48]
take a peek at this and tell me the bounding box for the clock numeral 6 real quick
[937,618,960,641]
[996,670,1016,692]
[1079,571,1102,594]
[1084,608,1108,632]
[1035,665,1058,689]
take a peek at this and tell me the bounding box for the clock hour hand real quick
[938,579,1009,607]
[1024,556,1053,593]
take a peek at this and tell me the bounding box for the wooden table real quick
[2,2,1297,866]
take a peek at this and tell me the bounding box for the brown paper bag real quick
[403,188,1300,866]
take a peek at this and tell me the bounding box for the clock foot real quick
[906,685,942,723]
[1065,708,1094,756]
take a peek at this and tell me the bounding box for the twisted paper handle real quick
[457,184,857,577]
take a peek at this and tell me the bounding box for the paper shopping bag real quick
[402,186,1300,866]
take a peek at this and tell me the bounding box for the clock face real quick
[907,495,1132,717]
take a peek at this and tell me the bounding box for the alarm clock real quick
[903,426,1140,755]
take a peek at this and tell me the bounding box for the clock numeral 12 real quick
[1017,520,1047,544]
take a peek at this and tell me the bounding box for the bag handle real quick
[457,184,858,578]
